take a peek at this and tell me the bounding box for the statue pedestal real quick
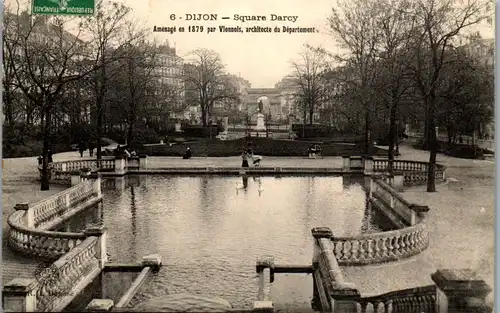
[255,113,266,131]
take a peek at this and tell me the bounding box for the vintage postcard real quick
[2,0,495,312]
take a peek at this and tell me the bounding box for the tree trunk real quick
[302,106,307,138]
[201,106,208,127]
[41,98,51,191]
[3,89,14,126]
[426,95,437,192]
[387,100,397,173]
[309,103,314,125]
[364,110,370,154]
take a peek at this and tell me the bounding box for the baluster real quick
[380,238,388,258]
[409,232,416,250]
[428,294,436,313]
[399,235,406,255]
[405,234,412,254]
[359,301,368,313]
[342,241,351,260]
[366,239,374,259]
[384,299,392,313]
[392,236,400,256]
[387,237,395,257]
[358,240,366,260]
[373,238,381,259]
[333,241,341,259]
[415,230,423,249]
[350,240,358,260]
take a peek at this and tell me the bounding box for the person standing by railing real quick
[88,141,95,158]
[78,141,85,158]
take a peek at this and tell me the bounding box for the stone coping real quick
[104,167,345,176]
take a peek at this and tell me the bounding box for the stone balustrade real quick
[332,222,428,265]
[311,227,360,312]
[7,179,102,260]
[23,180,99,229]
[35,235,101,312]
[50,158,115,172]
[357,285,437,313]
[311,228,492,313]
[7,219,87,259]
[372,158,447,186]
[325,177,430,266]
[371,178,429,226]
[4,229,107,312]
[342,156,447,187]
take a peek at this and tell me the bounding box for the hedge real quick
[412,138,487,159]
[137,137,389,157]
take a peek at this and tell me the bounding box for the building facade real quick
[154,44,186,119]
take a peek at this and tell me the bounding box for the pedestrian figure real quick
[183,147,192,159]
[88,141,95,157]
[78,141,85,157]
[241,150,249,168]
[48,148,53,163]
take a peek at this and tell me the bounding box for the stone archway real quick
[245,88,284,123]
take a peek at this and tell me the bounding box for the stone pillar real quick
[311,227,360,313]
[85,299,114,312]
[114,156,126,175]
[256,113,266,131]
[3,278,38,312]
[431,269,492,313]
[393,174,404,192]
[349,156,363,170]
[311,227,333,312]
[70,172,81,186]
[61,163,67,172]
[254,256,274,312]
[363,156,374,175]
[139,154,148,170]
[84,226,108,268]
[14,203,34,228]
[342,156,350,172]
[141,254,162,272]
[93,174,102,198]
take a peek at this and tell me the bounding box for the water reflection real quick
[95,175,386,308]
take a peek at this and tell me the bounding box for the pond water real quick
[63,175,391,309]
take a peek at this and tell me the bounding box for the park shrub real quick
[181,125,221,138]
[292,124,334,138]
[413,138,486,159]
[137,137,389,157]
[444,144,485,159]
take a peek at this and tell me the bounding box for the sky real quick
[132,0,342,88]
[7,0,495,88]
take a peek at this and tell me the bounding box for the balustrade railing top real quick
[35,236,101,312]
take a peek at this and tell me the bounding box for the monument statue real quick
[255,99,266,131]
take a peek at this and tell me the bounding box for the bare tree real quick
[372,0,417,172]
[81,0,133,159]
[290,47,328,125]
[408,0,491,192]
[327,0,385,153]
[183,48,240,127]
[5,8,90,189]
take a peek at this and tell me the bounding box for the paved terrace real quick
[2,145,495,310]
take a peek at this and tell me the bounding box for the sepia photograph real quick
[1,0,496,312]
